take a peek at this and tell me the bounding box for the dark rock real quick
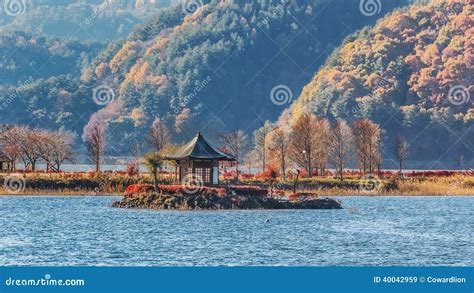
[112,192,342,210]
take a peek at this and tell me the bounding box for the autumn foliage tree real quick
[289,113,319,177]
[352,119,382,174]
[267,127,291,179]
[328,120,353,181]
[313,117,331,175]
[84,125,105,174]
[252,121,275,172]
[285,0,473,161]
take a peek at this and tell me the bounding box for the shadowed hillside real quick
[282,0,473,165]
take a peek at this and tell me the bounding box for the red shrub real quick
[125,184,227,196]
[298,169,308,178]
[124,183,270,197]
[288,193,299,201]
[223,170,238,179]
[125,184,155,194]
[240,173,254,180]
[273,189,286,196]
[323,170,334,176]
[405,170,462,177]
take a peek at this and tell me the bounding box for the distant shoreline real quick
[0,191,121,197]
[1,192,472,197]
[0,171,472,197]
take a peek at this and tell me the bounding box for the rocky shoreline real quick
[112,192,342,210]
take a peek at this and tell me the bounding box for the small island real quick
[112,132,341,210]
[112,185,342,210]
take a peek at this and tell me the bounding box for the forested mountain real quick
[0,0,174,41]
[283,0,473,163]
[4,0,469,163]
[0,30,103,134]
[81,0,408,152]
[0,31,103,85]
[0,75,100,135]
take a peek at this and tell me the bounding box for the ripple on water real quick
[0,196,473,266]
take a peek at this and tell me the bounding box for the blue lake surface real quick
[0,196,472,266]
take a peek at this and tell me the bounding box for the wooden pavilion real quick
[165,132,235,185]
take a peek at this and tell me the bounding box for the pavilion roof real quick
[165,132,235,161]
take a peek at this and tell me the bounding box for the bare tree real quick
[289,113,319,177]
[1,125,75,172]
[146,117,170,153]
[243,150,259,174]
[267,127,290,179]
[1,144,20,172]
[252,121,275,172]
[328,120,353,181]
[393,135,409,175]
[313,117,331,175]
[84,125,105,174]
[50,131,75,171]
[219,130,248,174]
[34,129,56,171]
[218,146,233,173]
[0,125,21,171]
[352,119,381,174]
[161,143,182,182]
[6,126,42,171]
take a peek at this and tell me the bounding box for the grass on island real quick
[293,175,474,196]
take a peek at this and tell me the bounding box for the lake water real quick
[0,196,472,266]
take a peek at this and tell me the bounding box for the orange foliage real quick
[288,0,473,125]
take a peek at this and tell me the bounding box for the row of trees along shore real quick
[0,125,75,172]
[243,114,410,181]
[0,114,410,181]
